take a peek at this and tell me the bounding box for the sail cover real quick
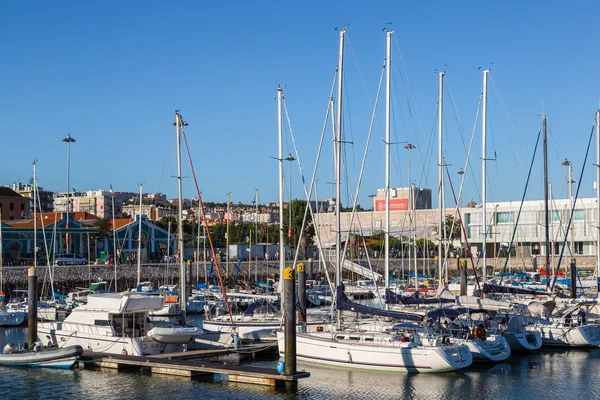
[482,283,546,296]
[335,285,423,322]
[385,289,455,305]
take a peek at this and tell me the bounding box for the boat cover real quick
[385,289,455,305]
[482,283,545,296]
[86,293,164,313]
[336,285,423,322]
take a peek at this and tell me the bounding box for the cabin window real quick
[364,337,374,342]
[335,335,345,340]
[94,320,112,326]
[349,336,361,341]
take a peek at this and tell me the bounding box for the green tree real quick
[444,215,462,240]
[92,218,112,240]
[282,200,315,254]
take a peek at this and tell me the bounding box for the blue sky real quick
[1,1,599,210]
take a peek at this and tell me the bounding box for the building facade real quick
[0,187,32,220]
[54,190,122,219]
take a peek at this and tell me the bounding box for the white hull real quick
[202,319,280,341]
[38,323,176,356]
[278,331,472,373]
[464,336,511,362]
[502,331,542,352]
[539,324,600,347]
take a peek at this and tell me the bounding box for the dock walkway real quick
[80,346,307,387]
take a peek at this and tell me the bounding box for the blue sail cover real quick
[482,283,545,296]
[335,285,423,322]
[385,289,455,305]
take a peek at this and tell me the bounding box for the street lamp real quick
[62,133,76,253]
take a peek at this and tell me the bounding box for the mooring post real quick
[297,263,307,327]
[459,258,467,296]
[27,266,38,349]
[570,258,577,299]
[283,265,296,388]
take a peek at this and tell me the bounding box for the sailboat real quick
[277,30,472,373]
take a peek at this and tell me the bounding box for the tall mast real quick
[335,29,345,329]
[33,160,37,270]
[481,69,489,284]
[543,116,550,288]
[277,86,285,295]
[174,111,187,316]
[596,110,600,285]
[437,71,444,284]
[110,185,117,291]
[255,188,259,283]
[137,183,143,286]
[226,192,230,279]
[384,29,392,293]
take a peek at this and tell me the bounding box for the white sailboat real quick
[277,30,472,373]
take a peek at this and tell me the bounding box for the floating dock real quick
[79,345,309,387]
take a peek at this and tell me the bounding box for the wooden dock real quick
[80,347,308,387]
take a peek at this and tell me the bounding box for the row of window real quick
[494,210,585,224]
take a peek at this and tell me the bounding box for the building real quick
[11,182,54,212]
[371,187,432,211]
[122,204,175,222]
[0,187,32,220]
[54,190,122,219]
[314,196,599,265]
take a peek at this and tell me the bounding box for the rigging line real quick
[392,38,427,163]
[285,70,339,293]
[489,76,525,171]
[181,127,235,326]
[338,65,385,289]
[499,129,542,285]
[345,33,373,106]
[551,124,596,291]
[445,164,482,296]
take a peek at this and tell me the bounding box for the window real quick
[531,243,540,256]
[464,214,471,225]
[574,242,584,255]
[9,203,14,211]
[391,220,397,227]
[375,220,382,228]
[496,212,514,224]
[20,203,25,211]
[573,210,584,221]
[552,210,561,222]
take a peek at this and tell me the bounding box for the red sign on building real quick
[375,198,408,211]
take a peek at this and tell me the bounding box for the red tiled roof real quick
[111,218,134,231]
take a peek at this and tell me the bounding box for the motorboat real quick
[0,343,83,369]
[38,292,200,356]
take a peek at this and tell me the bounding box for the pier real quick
[79,345,309,387]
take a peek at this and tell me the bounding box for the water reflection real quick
[2,325,600,400]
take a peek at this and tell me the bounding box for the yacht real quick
[38,292,201,356]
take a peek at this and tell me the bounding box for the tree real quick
[92,219,112,240]
[282,200,315,253]
[444,215,462,240]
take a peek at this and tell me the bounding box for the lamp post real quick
[62,133,76,253]
[562,158,575,255]
[284,154,296,261]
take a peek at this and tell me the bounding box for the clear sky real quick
[1,1,599,210]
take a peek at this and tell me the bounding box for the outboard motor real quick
[3,343,16,354]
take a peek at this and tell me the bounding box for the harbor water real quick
[1,325,600,400]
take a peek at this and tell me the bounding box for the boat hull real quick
[540,324,600,347]
[465,336,511,362]
[502,331,542,352]
[0,345,83,369]
[278,331,472,373]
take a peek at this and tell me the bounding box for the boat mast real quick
[543,115,550,288]
[481,69,489,284]
[110,184,117,291]
[596,110,600,286]
[384,29,392,294]
[277,86,285,298]
[335,29,345,329]
[226,192,230,279]
[254,188,259,283]
[137,183,142,286]
[174,111,187,317]
[33,159,38,270]
[437,71,444,284]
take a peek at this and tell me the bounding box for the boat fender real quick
[3,343,16,354]
[277,361,285,374]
